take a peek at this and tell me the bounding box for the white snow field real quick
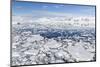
[12,15,96,66]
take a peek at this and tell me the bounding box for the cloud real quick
[16,6,24,9]
[16,6,32,10]
[43,5,48,8]
[54,5,59,8]
[53,5,65,8]
[59,5,65,7]
[31,10,74,17]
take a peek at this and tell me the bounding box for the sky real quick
[12,0,96,17]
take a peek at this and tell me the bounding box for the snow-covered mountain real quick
[12,15,96,66]
[12,15,95,29]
